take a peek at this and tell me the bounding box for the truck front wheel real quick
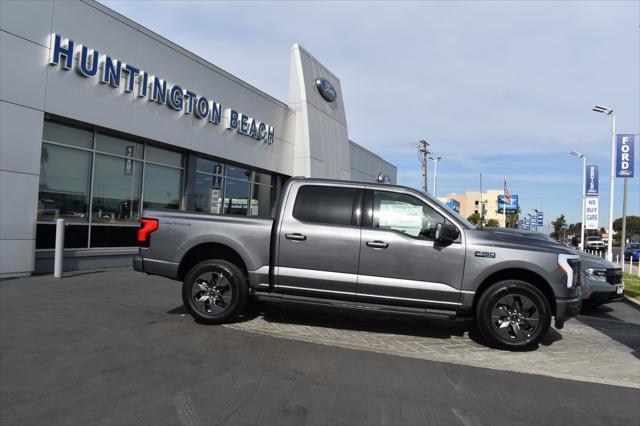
[476,280,551,350]
[182,259,248,324]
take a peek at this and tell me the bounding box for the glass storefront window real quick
[146,145,183,167]
[91,154,142,223]
[38,143,92,222]
[143,164,182,210]
[43,121,93,149]
[224,179,250,216]
[95,133,144,159]
[196,157,224,175]
[250,184,274,218]
[192,173,224,214]
[253,171,274,186]
[226,165,250,181]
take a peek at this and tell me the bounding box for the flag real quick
[504,178,512,204]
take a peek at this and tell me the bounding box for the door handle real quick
[285,233,307,241]
[366,240,389,249]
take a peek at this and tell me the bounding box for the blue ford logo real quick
[315,78,337,102]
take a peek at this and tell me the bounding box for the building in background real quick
[440,190,518,226]
[0,0,396,277]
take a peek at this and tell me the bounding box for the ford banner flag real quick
[616,134,634,178]
[585,164,599,196]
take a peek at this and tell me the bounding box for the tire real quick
[476,280,551,351]
[182,259,248,325]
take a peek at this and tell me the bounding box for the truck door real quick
[357,189,465,308]
[276,183,362,295]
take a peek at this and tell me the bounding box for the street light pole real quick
[593,105,615,261]
[571,150,586,251]
[429,156,442,197]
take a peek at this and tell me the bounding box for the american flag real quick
[504,178,512,204]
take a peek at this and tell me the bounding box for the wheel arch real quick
[178,242,249,281]
[472,268,556,315]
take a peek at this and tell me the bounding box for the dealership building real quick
[0,0,396,277]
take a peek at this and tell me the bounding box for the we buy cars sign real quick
[585,198,599,230]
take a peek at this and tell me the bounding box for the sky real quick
[101,0,639,230]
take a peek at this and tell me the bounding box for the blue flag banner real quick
[585,164,599,196]
[537,211,544,227]
[616,134,634,178]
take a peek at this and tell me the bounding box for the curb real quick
[623,295,640,308]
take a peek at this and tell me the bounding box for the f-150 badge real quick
[475,251,496,258]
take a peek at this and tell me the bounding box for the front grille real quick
[605,268,622,285]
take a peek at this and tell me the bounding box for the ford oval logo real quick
[315,78,337,102]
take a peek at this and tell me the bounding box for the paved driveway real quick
[1,267,638,426]
[228,300,640,388]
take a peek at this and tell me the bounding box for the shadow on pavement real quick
[186,300,564,350]
[577,305,640,359]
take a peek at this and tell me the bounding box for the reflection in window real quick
[92,154,142,223]
[43,121,93,149]
[196,157,224,175]
[38,144,91,222]
[143,164,182,210]
[373,191,445,240]
[226,165,250,181]
[192,173,224,214]
[250,184,274,218]
[95,133,144,158]
[146,145,182,167]
[224,179,250,216]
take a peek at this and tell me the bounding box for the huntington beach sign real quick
[48,34,276,144]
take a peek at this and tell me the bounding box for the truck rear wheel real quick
[182,259,248,325]
[476,280,551,350]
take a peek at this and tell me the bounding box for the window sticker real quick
[379,201,423,236]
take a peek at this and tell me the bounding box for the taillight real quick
[138,218,159,247]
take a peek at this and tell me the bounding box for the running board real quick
[253,292,457,319]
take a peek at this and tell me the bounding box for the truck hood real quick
[579,252,616,269]
[470,228,577,255]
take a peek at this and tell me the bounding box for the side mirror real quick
[435,223,460,244]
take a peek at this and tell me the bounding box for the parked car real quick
[623,243,640,261]
[579,252,624,308]
[134,178,581,350]
[585,236,606,251]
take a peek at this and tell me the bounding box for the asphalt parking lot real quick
[1,267,639,426]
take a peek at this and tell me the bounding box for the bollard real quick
[616,254,619,265]
[54,218,65,278]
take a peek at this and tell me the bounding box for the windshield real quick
[587,237,602,241]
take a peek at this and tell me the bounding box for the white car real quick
[585,236,605,251]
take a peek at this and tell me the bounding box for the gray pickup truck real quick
[134,178,581,350]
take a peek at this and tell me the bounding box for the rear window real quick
[293,185,358,226]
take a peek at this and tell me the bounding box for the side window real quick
[293,185,358,226]
[373,191,446,240]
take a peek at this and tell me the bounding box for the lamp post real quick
[429,156,442,197]
[571,150,586,251]
[592,105,615,261]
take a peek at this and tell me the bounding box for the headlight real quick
[584,268,607,281]
[558,254,581,288]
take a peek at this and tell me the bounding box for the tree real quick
[486,219,500,227]
[467,212,482,226]
[613,216,640,243]
[550,214,567,240]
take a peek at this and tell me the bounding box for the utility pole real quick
[418,140,430,193]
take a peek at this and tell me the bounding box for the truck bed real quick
[137,209,273,284]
